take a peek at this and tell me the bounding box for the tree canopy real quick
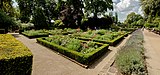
[124,12,143,28]
[140,0,160,17]
[0,0,15,16]
[84,0,113,18]
[15,0,114,29]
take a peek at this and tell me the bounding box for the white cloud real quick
[113,0,143,22]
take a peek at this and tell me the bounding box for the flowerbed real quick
[0,34,33,75]
[37,35,109,65]
[115,30,147,75]
[45,28,83,35]
[71,29,128,46]
[22,30,49,38]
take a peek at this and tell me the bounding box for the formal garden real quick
[0,0,160,75]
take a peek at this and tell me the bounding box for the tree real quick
[0,0,15,17]
[136,19,145,27]
[59,0,84,28]
[84,0,113,18]
[124,12,143,28]
[115,12,118,24]
[0,10,16,33]
[140,0,160,17]
[16,0,33,23]
[17,0,58,29]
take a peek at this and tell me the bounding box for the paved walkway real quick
[10,33,130,75]
[143,29,160,75]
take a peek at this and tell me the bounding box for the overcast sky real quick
[13,0,143,22]
[112,0,143,22]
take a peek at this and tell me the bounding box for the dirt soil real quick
[143,29,160,75]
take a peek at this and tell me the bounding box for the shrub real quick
[115,30,147,75]
[0,34,33,75]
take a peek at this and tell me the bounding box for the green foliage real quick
[84,0,113,18]
[17,0,58,29]
[78,30,126,41]
[0,34,33,75]
[16,0,32,23]
[22,30,49,38]
[45,29,63,35]
[137,19,145,27]
[0,0,15,17]
[140,0,160,17]
[53,20,64,28]
[72,29,127,46]
[37,37,109,65]
[116,30,147,75]
[124,12,143,28]
[0,10,16,32]
[144,17,160,28]
[43,35,99,54]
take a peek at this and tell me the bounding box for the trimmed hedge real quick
[37,38,109,65]
[0,34,33,75]
[77,34,125,46]
[22,30,49,39]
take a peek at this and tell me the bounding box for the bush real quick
[115,30,147,75]
[0,34,33,75]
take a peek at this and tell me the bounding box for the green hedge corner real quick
[0,34,33,75]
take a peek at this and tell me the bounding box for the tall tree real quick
[0,0,14,16]
[140,0,160,17]
[124,12,143,28]
[59,0,84,28]
[16,0,33,23]
[84,0,113,18]
[115,12,118,23]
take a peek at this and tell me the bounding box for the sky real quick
[112,0,143,22]
[12,0,143,22]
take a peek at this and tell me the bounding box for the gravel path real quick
[10,33,129,75]
[143,29,160,75]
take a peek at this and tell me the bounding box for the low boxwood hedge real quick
[77,34,125,46]
[0,34,33,75]
[22,30,49,39]
[37,37,109,65]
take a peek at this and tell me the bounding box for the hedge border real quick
[22,32,49,39]
[0,34,33,75]
[77,34,126,46]
[36,38,109,65]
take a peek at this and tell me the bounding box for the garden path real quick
[10,33,129,75]
[143,29,160,75]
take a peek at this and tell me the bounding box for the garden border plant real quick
[0,34,33,75]
[77,34,126,46]
[22,30,49,39]
[115,29,148,75]
[36,37,109,67]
